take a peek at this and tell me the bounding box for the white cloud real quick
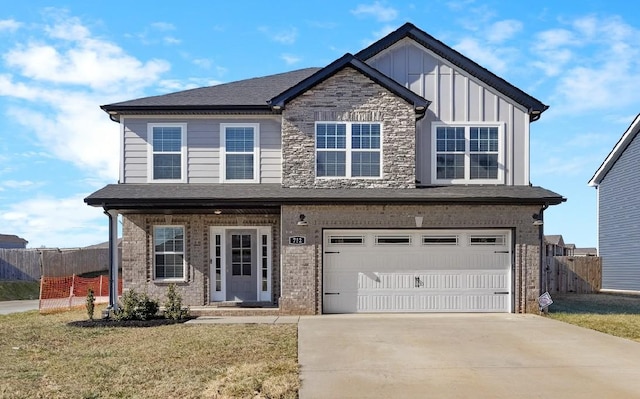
[487,20,522,43]
[151,22,175,31]
[163,36,181,45]
[281,53,301,65]
[0,19,22,32]
[453,38,508,74]
[158,78,222,92]
[3,180,42,189]
[258,26,298,45]
[351,2,398,22]
[0,194,108,248]
[0,12,174,182]
[535,15,640,114]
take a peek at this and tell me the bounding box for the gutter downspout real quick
[104,209,120,312]
[537,204,549,298]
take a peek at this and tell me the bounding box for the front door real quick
[226,230,257,301]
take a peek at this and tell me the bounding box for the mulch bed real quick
[67,317,195,328]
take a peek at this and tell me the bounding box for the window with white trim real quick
[221,123,260,182]
[433,124,503,183]
[149,124,186,182]
[153,226,186,280]
[316,122,382,178]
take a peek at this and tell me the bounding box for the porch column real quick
[105,209,120,311]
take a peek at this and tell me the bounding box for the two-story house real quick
[85,23,564,314]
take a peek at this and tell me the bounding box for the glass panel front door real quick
[226,230,257,301]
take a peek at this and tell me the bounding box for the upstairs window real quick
[316,122,381,178]
[433,124,503,184]
[149,124,186,182]
[221,123,260,183]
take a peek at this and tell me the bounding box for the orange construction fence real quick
[39,275,123,313]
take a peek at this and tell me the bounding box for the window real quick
[221,123,260,182]
[422,235,459,245]
[433,124,502,183]
[375,235,412,245]
[149,124,186,182]
[469,235,506,246]
[329,235,365,245]
[316,122,381,178]
[154,226,185,280]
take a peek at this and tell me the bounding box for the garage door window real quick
[422,235,459,245]
[375,235,412,245]
[469,235,506,245]
[329,236,364,245]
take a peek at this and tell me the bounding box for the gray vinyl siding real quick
[598,132,640,291]
[121,117,282,184]
[366,39,529,186]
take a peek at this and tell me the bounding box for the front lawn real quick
[547,293,640,342]
[0,307,298,398]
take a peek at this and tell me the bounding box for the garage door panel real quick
[323,229,512,313]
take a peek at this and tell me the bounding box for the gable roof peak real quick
[589,113,640,186]
[269,52,430,113]
[357,22,548,119]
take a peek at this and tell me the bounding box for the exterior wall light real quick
[297,214,308,226]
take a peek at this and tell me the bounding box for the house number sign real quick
[289,236,306,245]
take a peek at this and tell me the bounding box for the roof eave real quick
[589,113,640,186]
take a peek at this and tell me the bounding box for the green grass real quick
[0,306,299,398]
[0,281,40,301]
[548,293,640,342]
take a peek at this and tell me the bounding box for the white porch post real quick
[105,209,120,311]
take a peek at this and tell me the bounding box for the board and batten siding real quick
[121,117,282,184]
[366,39,530,186]
[598,132,640,291]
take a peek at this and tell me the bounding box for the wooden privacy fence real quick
[0,247,120,280]
[544,256,602,294]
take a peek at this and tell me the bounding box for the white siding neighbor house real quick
[86,23,564,314]
[589,114,640,292]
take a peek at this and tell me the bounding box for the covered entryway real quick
[323,229,512,313]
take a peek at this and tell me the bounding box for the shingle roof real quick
[356,23,548,119]
[269,53,430,112]
[0,234,28,244]
[589,113,640,186]
[85,184,565,210]
[101,68,321,113]
[544,235,564,245]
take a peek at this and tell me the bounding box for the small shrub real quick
[164,283,189,320]
[86,288,96,320]
[115,289,159,321]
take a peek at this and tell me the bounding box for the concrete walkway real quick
[298,314,640,399]
[186,315,300,324]
[0,300,39,315]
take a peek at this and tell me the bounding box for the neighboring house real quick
[85,23,564,314]
[0,234,28,249]
[589,113,640,292]
[544,235,566,256]
[573,247,597,257]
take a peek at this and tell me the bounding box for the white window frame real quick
[153,225,187,282]
[220,123,260,183]
[315,121,383,179]
[431,122,505,184]
[147,123,187,183]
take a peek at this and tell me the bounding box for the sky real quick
[0,0,638,248]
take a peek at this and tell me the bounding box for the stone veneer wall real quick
[121,213,280,306]
[279,204,542,315]
[281,67,416,188]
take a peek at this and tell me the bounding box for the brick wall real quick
[279,204,542,314]
[121,213,280,306]
[281,67,416,188]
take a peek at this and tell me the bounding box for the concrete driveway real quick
[298,314,640,398]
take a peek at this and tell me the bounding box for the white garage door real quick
[323,229,512,313]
